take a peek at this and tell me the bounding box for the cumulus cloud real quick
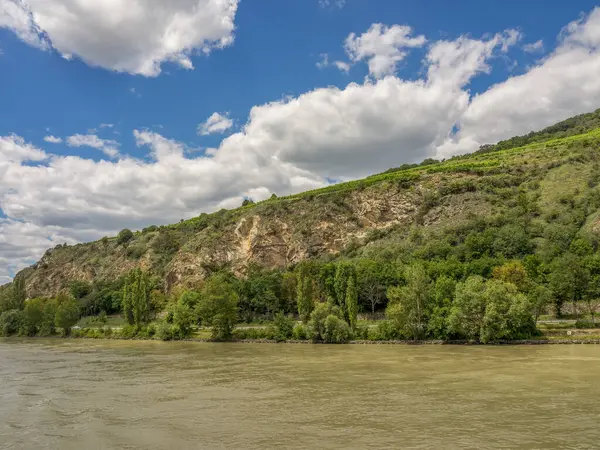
[0,0,49,50]
[0,0,239,76]
[66,134,120,158]
[344,24,426,78]
[198,112,234,135]
[43,135,62,144]
[3,9,600,281]
[437,8,600,157]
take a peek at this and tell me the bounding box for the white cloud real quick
[66,134,120,158]
[3,9,600,281]
[0,0,239,76]
[426,29,521,88]
[316,53,350,73]
[437,8,600,157]
[333,60,351,73]
[0,0,49,50]
[198,112,233,135]
[523,39,544,53]
[344,24,426,78]
[0,130,324,280]
[43,135,62,144]
[316,53,329,69]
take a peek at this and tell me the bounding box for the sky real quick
[1,0,600,283]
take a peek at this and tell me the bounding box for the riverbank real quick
[6,335,600,345]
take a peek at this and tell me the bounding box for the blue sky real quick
[1,0,600,281]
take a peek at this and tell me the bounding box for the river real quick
[1,340,600,449]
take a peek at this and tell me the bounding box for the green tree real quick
[447,276,487,340]
[39,299,58,336]
[449,277,536,343]
[334,263,355,314]
[296,263,314,323]
[549,253,589,318]
[122,269,152,327]
[196,274,239,340]
[427,276,456,340]
[117,228,134,245]
[69,280,92,300]
[345,275,358,329]
[308,302,343,342]
[171,302,195,338]
[12,275,26,310]
[23,298,45,336]
[492,261,531,292]
[529,284,552,322]
[55,297,80,336]
[386,265,432,340]
[0,310,24,336]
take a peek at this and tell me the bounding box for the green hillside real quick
[2,109,600,343]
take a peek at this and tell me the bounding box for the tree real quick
[447,276,487,340]
[69,280,92,300]
[334,263,355,313]
[355,259,392,314]
[308,302,343,342]
[529,284,552,322]
[117,228,134,245]
[23,298,45,336]
[427,276,456,340]
[122,269,152,327]
[196,274,239,340]
[0,310,24,336]
[12,275,26,310]
[549,253,589,319]
[492,261,531,292]
[448,277,536,343]
[171,302,195,338]
[55,297,80,336]
[296,263,314,323]
[345,275,358,329]
[386,265,432,340]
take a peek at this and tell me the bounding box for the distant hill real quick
[9,108,600,304]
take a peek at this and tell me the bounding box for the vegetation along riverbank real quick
[3,110,600,344]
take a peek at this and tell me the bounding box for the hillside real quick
[7,109,600,305]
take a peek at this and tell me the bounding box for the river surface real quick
[1,340,600,449]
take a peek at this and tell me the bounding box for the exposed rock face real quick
[20,183,419,296]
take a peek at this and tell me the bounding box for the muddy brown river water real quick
[1,339,600,449]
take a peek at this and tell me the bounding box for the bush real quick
[272,312,295,341]
[292,323,308,340]
[323,315,352,343]
[232,327,274,340]
[0,310,24,336]
[117,229,134,245]
[368,320,400,341]
[308,303,346,342]
[353,324,369,340]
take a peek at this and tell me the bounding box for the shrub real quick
[308,303,343,342]
[0,310,24,337]
[272,312,295,341]
[117,229,134,245]
[369,320,400,341]
[292,323,308,340]
[323,315,352,343]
